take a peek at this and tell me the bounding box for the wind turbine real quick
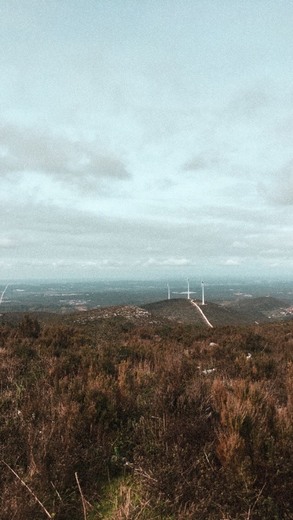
[167,283,171,300]
[0,283,9,305]
[201,281,205,305]
[187,278,190,300]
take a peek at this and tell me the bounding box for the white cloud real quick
[267,162,293,206]
[182,150,224,173]
[223,258,242,266]
[143,257,193,267]
[0,124,131,190]
[0,237,17,248]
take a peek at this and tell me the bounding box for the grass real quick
[0,313,292,519]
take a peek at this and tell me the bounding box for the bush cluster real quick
[0,315,292,519]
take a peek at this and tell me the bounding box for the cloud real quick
[222,258,241,266]
[0,198,287,262]
[182,152,222,173]
[262,161,293,206]
[182,156,207,172]
[227,86,270,119]
[143,257,193,267]
[0,237,17,249]
[0,124,131,189]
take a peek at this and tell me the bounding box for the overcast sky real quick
[1,0,293,281]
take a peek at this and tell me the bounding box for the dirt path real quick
[190,299,213,328]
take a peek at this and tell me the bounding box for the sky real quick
[1,0,293,281]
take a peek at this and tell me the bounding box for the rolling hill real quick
[0,295,291,330]
[143,296,292,327]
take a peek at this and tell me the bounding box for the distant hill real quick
[221,296,290,323]
[1,296,291,329]
[143,296,292,327]
[143,298,247,326]
[224,295,286,312]
[143,299,204,325]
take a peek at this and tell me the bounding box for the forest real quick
[0,313,292,519]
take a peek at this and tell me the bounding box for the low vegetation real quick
[0,313,292,519]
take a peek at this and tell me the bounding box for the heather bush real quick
[0,317,292,519]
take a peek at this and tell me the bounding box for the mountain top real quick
[143,296,292,327]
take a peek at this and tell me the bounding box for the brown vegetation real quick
[0,313,292,519]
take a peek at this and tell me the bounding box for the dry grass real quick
[0,314,292,519]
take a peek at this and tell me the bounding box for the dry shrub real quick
[216,430,245,467]
[0,317,292,519]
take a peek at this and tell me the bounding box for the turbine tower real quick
[201,281,205,305]
[0,283,9,305]
[187,278,190,300]
[167,283,171,300]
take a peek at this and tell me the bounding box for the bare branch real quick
[75,472,88,520]
[1,459,53,519]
